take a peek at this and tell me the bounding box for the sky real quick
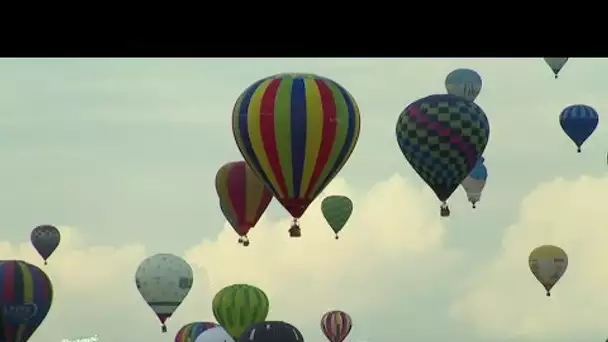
[1,58,607,342]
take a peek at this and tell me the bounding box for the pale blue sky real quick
[1,58,608,342]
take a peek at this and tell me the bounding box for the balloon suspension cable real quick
[242,235,250,247]
[162,324,167,333]
[577,146,581,153]
[440,202,450,217]
[289,218,301,238]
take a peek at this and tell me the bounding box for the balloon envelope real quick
[30,225,61,264]
[528,245,568,296]
[445,68,482,102]
[559,104,599,152]
[135,254,193,331]
[321,196,353,238]
[215,161,273,237]
[212,284,269,339]
[195,326,234,342]
[396,94,490,205]
[232,73,361,220]
[544,58,568,78]
[238,321,304,342]
[321,310,352,342]
[176,322,219,342]
[0,260,54,342]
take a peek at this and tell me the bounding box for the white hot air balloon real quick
[195,326,235,342]
[543,58,569,79]
[461,158,488,209]
[135,253,194,333]
[445,68,482,102]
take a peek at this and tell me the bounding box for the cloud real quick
[186,175,463,341]
[450,175,608,341]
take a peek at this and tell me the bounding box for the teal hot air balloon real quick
[395,94,490,217]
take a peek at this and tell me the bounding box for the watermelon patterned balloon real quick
[321,195,353,239]
[212,284,269,339]
[232,73,360,237]
[395,94,490,217]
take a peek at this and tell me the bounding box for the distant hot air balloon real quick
[0,260,54,342]
[321,310,352,342]
[321,196,353,239]
[30,225,61,265]
[238,321,304,342]
[176,322,219,342]
[396,94,490,217]
[461,157,488,209]
[195,326,234,342]
[560,104,599,153]
[215,161,273,246]
[135,253,194,333]
[445,68,482,102]
[544,58,569,79]
[212,284,269,339]
[528,245,568,297]
[232,73,361,238]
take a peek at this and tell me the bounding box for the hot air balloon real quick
[461,157,487,209]
[321,196,353,239]
[232,73,361,238]
[195,326,234,342]
[321,310,352,342]
[219,201,239,232]
[444,68,482,102]
[396,94,490,217]
[30,225,61,265]
[176,322,219,342]
[212,284,269,339]
[544,58,569,79]
[238,321,304,342]
[215,161,273,246]
[528,245,568,297]
[0,260,54,342]
[135,253,194,333]
[560,104,599,153]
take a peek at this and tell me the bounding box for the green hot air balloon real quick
[212,284,269,339]
[321,195,353,239]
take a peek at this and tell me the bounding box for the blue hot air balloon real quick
[0,260,54,342]
[559,104,599,153]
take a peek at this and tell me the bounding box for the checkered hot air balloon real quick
[215,161,273,246]
[212,284,269,340]
[321,310,352,342]
[559,104,599,153]
[396,94,490,217]
[232,73,360,238]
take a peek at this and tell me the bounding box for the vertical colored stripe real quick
[226,163,247,228]
[314,83,360,197]
[259,79,288,198]
[235,79,276,195]
[304,80,337,199]
[274,78,294,197]
[299,78,323,197]
[288,78,307,197]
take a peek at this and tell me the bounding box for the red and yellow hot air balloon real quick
[215,161,273,246]
[321,310,353,342]
[232,73,361,237]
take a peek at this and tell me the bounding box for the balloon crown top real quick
[270,73,321,80]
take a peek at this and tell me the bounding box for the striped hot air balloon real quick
[175,322,218,342]
[215,161,273,246]
[0,260,54,342]
[321,310,352,342]
[232,73,361,237]
[212,284,269,339]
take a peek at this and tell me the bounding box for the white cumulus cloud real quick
[450,175,608,341]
